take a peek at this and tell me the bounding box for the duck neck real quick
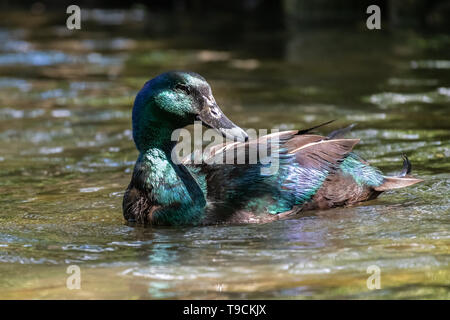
[134,119,181,191]
[134,124,206,219]
[134,120,177,154]
[138,146,179,193]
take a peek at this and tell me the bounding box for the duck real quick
[123,71,423,226]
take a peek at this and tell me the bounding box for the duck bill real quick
[197,101,248,142]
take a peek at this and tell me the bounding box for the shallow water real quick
[0,10,449,299]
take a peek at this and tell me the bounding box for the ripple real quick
[83,8,146,25]
[0,51,72,66]
[0,78,31,91]
[0,254,58,264]
[411,60,450,69]
[38,146,64,154]
[61,244,115,253]
[109,241,145,247]
[0,109,41,119]
[387,78,438,87]
[346,113,386,121]
[79,187,105,193]
[437,87,450,97]
[368,92,433,107]
[51,109,71,118]
[0,51,123,67]
[82,38,137,51]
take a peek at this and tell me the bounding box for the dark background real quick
[0,0,449,29]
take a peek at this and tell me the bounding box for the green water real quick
[0,10,449,299]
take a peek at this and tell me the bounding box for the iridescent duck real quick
[123,71,422,225]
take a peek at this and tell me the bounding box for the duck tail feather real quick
[328,123,356,139]
[400,153,412,176]
[374,154,423,191]
[296,120,335,135]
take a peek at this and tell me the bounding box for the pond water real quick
[0,9,449,299]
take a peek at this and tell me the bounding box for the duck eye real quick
[175,84,190,95]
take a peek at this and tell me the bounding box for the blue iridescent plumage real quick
[123,71,423,225]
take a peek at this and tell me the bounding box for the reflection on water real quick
[0,9,449,299]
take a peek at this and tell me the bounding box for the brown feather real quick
[304,173,381,210]
[374,176,423,191]
[123,185,152,224]
[283,134,324,152]
[290,138,360,168]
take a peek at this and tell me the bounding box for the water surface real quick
[0,10,449,299]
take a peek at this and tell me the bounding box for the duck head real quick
[132,71,248,152]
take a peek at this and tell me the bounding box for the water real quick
[0,10,449,299]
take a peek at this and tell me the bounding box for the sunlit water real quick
[0,10,449,299]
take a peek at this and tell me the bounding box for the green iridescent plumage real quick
[340,153,384,187]
[123,71,423,225]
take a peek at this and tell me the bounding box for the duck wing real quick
[184,123,360,221]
